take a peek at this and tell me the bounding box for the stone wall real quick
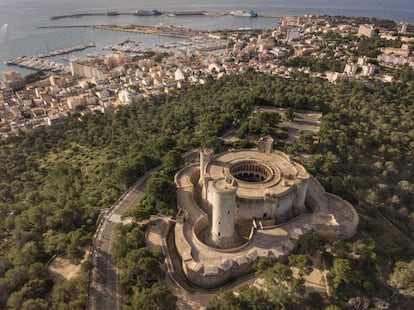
[184,257,255,289]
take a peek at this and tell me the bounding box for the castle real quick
[172,137,359,288]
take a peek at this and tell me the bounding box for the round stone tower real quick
[211,177,238,248]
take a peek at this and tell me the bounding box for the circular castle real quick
[173,137,359,288]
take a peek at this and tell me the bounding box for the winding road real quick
[88,150,199,310]
[88,172,150,310]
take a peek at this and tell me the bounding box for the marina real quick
[6,56,69,72]
[3,43,95,72]
[5,43,95,65]
[102,40,152,53]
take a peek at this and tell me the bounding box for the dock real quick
[5,56,69,73]
[4,42,95,72]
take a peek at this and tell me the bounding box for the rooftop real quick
[206,149,310,199]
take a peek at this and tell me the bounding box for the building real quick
[66,94,97,110]
[400,23,407,35]
[358,24,376,38]
[117,89,141,104]
[286,28,301,42]
[326,71,342,83]
[70,61,109,79]
[46,113,68,126]
[49,75,66,87]
[1,70,25,90]
[357,56,367,66]
[361,64,376,76]
[344,63,358,75]
[174,68,185,81]
[199,137,310,247]
[173,138,359,288]
[104,52,131,70]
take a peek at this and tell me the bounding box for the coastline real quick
[37,24,261,39]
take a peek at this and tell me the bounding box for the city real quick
[1,15,412,139]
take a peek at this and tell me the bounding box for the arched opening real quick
[229,161,272,183]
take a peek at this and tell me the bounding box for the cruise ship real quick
[230,10,258,17]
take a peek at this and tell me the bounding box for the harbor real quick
[4,56,69,72]
[102,40,152,54]
[4,43,95,72]
[1,9,282,77]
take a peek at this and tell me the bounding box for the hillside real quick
[0,70,413,308]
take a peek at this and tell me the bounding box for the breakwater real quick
[50,10,282,20]
[38,24,265,39]
[4,43,95,72]
[39,24,207,38]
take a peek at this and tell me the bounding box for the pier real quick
[4,43,95,72]
[5,56,69,73]
[103,40,152,54]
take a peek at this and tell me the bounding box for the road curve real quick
[88,150,199,310]
[88,173,150,310]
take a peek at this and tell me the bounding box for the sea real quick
[1,0,414,81]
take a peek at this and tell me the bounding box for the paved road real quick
[89,173,150,310]
[88,150,198,310]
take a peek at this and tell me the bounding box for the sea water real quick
[1,0,413,79]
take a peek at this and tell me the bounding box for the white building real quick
[118,89,141,104]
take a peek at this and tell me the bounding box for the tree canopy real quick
[0,68,414,307]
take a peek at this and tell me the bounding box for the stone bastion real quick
[172,138,359,289]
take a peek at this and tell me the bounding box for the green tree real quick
[254,257,274,272]
[294,132,315,153]
[146,172,176,204]
[133,284,177,310]
[238,111,281,137]
[330,240,350,259]
[112,224,146,260]
[288,255,312,275]
[284,108,295,122]
[162,150,184,174]
[305,292,324,310]
[209,289,240,310]
[123,205,152,221]
[298,233,327,254]
[155,136,177,154]
[21,298,48,310]
[13,242,42,267]
[328,258,352,289]
[387,260,414,297]
[258,262,305,307]
[7,290,24,310]
[238,285,274,309]
[50,272,89,310]
[352,238,377,265]
[120,248,164,288]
